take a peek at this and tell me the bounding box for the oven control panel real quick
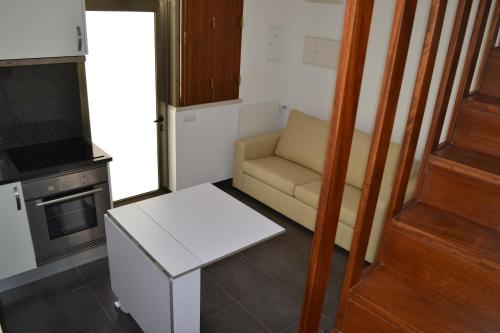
[22,166,109,200]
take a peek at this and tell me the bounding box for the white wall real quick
[240,0,295,104]
[285,0,344,120]
[284,0,481,159]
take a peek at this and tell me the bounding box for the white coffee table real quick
[105,183,285,333]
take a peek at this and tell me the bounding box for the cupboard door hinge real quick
[183,31,188,45]
[241,17,244,28]
[238,75,241,85]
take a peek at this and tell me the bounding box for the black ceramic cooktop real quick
[4,137,104,173]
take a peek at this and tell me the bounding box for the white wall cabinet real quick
[0,182,36,280]
[0,0,87,60]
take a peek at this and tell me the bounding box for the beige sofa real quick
[233,110,419,262]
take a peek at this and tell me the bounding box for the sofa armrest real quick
[233,131,282,189]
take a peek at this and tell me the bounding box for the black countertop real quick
[0,141,112,186]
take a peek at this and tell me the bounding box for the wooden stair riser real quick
[343,300,398,333]
[452,106,500,157]
[384,224,500,324]
[462,96,500,114]
[420,159,500,231]
[480,51,500,98]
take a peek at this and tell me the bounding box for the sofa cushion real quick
[340,184,362,228]
[294,180,322,209]
[275,110,329,174]
[243,156,321,196]
[294,181,380,229]
[294,181,360,228]
[346,130,420,191]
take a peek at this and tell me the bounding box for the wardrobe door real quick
[183,0,211,105]
[209,0,243,103]
[181,0,243,106]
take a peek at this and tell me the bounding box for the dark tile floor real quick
[0,182,349,333]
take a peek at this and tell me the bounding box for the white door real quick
[85,12,159,201]
[0,182,36,280]
[0,0,87,60]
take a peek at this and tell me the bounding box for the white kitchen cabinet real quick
[0,182,36,280]
[0,0,87,60]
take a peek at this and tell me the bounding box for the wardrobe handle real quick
[13,187,21,211]
[77,26,83,52]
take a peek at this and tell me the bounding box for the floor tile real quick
[242,240,309,280]
[280,315,334,333]
[0,304,42,333]
[77,258,110,284]
[201,273,235,321]
[279,268,341,305]
[240,283,302,332]
[207,258,273,300]
[74,319,119,333]
[25,268,84,304]
[330,247,349,281]
[322,296,341,322]
[201,303,270,333]
[203,253,242,274]
[89,278,143,333]
[275,225,313,261]
[0,287,29,315]
[33,286,107,333]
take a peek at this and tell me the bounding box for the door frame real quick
[85,0,169,201]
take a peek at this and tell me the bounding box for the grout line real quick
[29,284,88,306]
[70,317,108,333]
[201,271,273,332]
[22,286,32,306]
[87,282,123,333]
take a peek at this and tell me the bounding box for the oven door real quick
[26,183,110,260]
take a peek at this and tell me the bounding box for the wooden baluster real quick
[334,0,419,330]
[475,1,500,91]
[446,0,493,141]
[375,0,448,264]
[414,0,473,198]
[298,1,375,332]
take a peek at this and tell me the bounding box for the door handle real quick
[36,188,103,207]
[154,115,165,123]
[13,187,21,211]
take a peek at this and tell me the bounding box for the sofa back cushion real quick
[346,129,419,192]
[275,110,329,174]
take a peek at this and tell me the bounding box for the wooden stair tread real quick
[351,265,500,332]
[434,143,500,179]
[463,94,500,114]
[395,201,500,264]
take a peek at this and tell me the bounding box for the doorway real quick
[84,1,168,202]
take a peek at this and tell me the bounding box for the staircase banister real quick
[375,0,449,264]
[298,1,375,332]
[334,0,419,330]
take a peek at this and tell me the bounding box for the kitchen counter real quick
[0,142,111,186]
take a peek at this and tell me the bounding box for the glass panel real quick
[85,12,159,201]
[45,194,98,239]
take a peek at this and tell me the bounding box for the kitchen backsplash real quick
[0,63,83,150]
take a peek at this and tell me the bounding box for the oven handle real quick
[36,188,104,207]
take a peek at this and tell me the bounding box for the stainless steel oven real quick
[23,166,111,265]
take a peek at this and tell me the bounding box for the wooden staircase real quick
[340,43,500,333]
[298,2,500,332]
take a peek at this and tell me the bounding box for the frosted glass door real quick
[85,12,159,201]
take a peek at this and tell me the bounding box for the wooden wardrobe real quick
[169,0,244,106]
